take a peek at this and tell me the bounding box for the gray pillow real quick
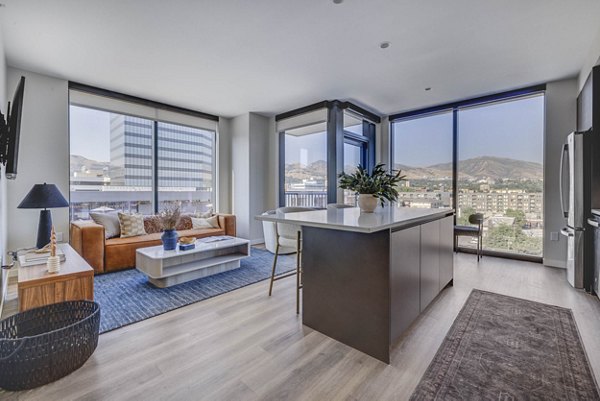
[89,211,121,239]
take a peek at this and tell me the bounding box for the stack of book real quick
[18,248,66,267]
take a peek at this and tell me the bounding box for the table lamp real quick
[17,183,69,248]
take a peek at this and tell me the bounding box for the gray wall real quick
[543,79,578,268]
[217,117,232,213]
[6,67,69,251]
[231,112,272,243]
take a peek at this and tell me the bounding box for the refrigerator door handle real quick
[560,227,574,237]
[587,218,599,228]
[559,143,569,218]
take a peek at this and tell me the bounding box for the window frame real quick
[389,84,546,263]
[277,101,378,207]
[68,84,219,218]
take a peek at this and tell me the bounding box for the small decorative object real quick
[179,236,196,251]
[46,227,60,273]
[159,205,181,250]
[338,163,406,213]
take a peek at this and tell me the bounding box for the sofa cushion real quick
[89,211,120,239]
[143,216,164,234]
[177,215,193,230]
[191,215,220,229]
[118,213,147,238]
[104,227,225,272]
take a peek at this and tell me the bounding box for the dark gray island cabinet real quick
[257,206,455,363]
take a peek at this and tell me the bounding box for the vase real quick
[357,194,378,213]
[161,229,178,251]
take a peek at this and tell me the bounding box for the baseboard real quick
[543,258,566,269]
[250,239,265,246]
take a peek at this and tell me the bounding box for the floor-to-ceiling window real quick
[278,101,378,207]
[390,87,545,260]
[392,111,453,209]
[157,122,216,214]
[69,86,218,220]
[283,123,328,208]
[457,95,544,257]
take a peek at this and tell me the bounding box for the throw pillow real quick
[118,213,147,238]
[191,215,220,229]
[176,215,193,231]
[143,216,164,234]
[196,209,213,219]
[89,211,121,239]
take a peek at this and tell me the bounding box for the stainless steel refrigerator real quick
[560,130,599,290]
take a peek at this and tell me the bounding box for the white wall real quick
[579,28,600,92]
[543,78,577,268]
[230,112,272,243]
[231,113,250,238]
[217,117,232,213]
[248,113,271,241]
[6,68,69,251]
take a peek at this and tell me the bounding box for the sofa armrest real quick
[70,220,105,273]
[217,214,236,237]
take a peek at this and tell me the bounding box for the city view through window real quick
[282,95,544,257]
[393,94,544,257]
[69,105,215,220]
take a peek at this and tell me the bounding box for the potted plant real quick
[159,205,181,250]
[338,163,405,213]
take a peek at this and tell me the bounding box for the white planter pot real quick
[357,194,378,213]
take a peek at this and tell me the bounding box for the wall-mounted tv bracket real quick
[0,109,8,166]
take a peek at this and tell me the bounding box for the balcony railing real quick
[285,191,327,208]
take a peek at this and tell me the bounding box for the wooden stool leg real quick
[296,231,301,315]
[268,243,280,296]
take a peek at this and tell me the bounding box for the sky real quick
[70,105,111,161]
[71,94,545,168]
[393,94,545,167]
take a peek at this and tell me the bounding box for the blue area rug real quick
[94,247,294,333]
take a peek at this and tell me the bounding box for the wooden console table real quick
[18,244,94,312]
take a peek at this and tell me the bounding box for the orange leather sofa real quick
[70,214,236,274]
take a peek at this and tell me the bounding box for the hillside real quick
[70,154,111,174]
[394,156,542,181]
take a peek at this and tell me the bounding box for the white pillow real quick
[196,209,214,218]
[191,215,220,229]
[89,211,121,239]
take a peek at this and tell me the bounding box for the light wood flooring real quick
[1,253,600,400]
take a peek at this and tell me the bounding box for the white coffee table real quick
[136,236,251,288]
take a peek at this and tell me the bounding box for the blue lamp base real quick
[37,209,52,249]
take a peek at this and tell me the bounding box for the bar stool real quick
[267,207,316,314]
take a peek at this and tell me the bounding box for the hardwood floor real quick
[1,253,600,400]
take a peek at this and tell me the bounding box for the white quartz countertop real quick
[256,207,454,233]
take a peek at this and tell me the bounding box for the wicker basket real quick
[0,300,100,391]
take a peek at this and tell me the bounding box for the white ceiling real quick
[1,0,600,118]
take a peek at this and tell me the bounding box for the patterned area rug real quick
[411,290,600,400]
[94,248,294,333]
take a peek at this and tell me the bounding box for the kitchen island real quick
[257,206,455,363]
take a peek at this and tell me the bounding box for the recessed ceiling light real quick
[425,87,432,91]
[333,0,343,4]
[380,42,391,49]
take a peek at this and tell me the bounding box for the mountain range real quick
[285,156,542,182]
[394,156,542,181]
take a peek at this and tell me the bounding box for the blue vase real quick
[161,229,178,251]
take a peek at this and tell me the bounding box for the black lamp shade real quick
[17,183,69,209]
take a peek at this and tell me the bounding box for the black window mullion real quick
[153,121,159,214]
